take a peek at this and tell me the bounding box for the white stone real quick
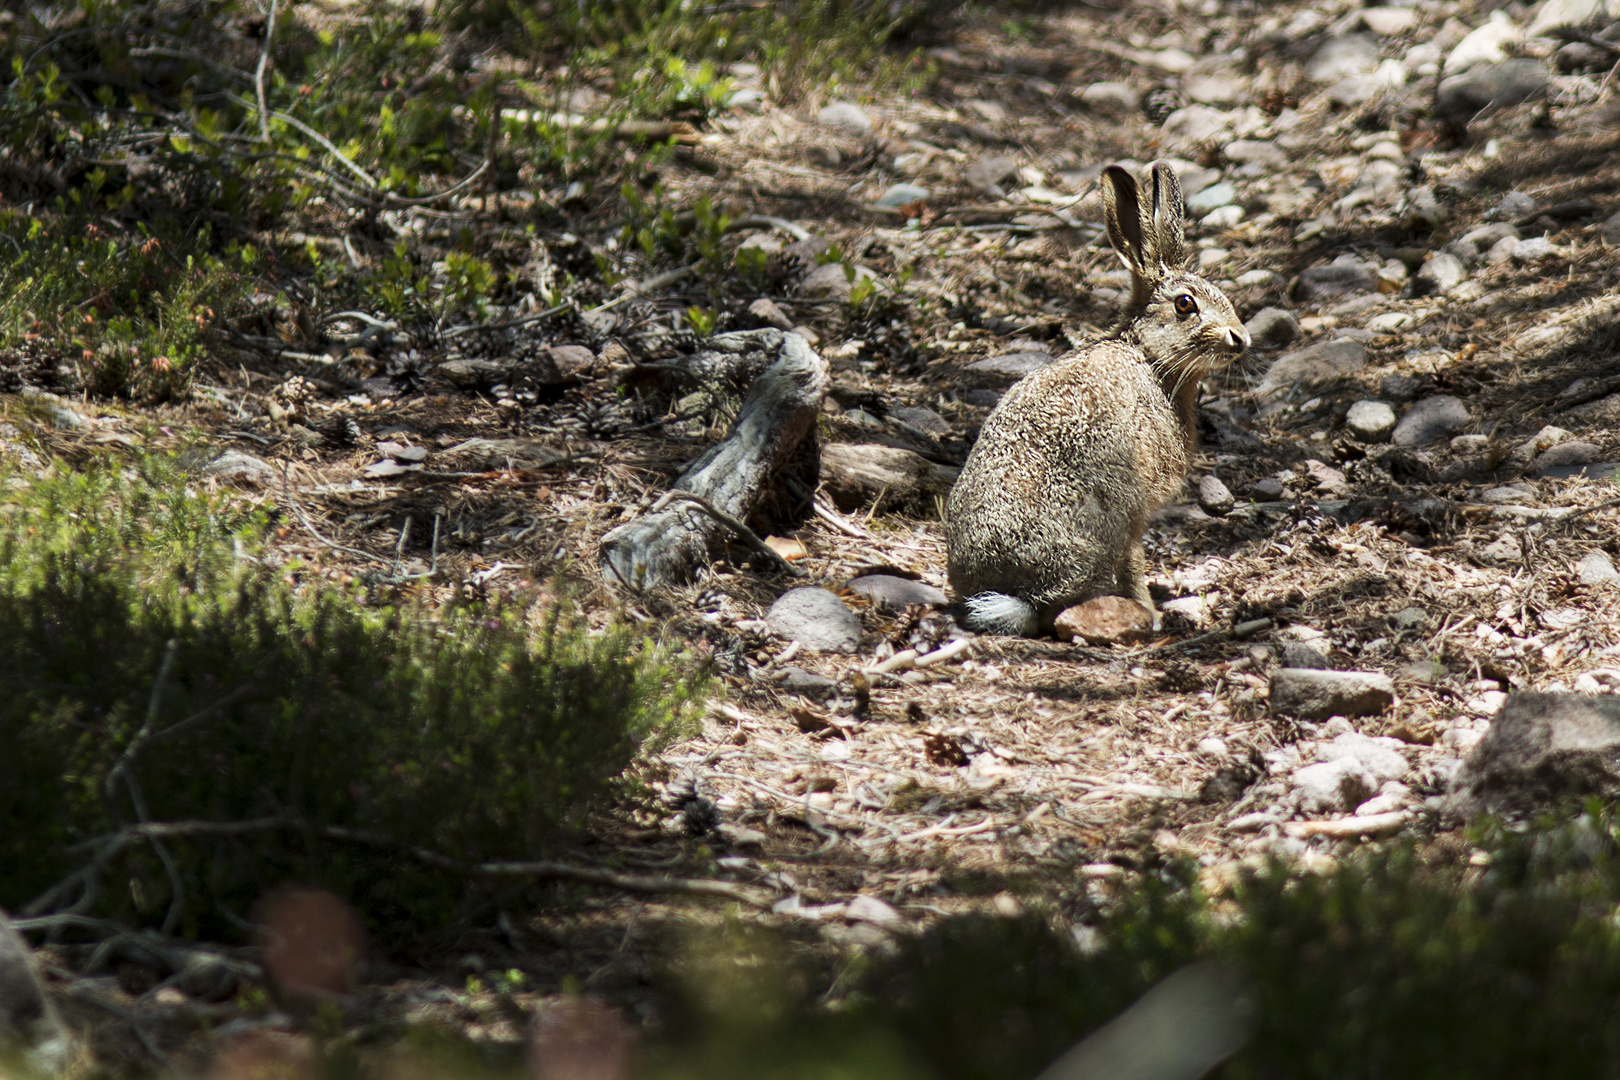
[1363,6,1419,35]
[1162,105,1235,144]
[1527,0,1602,39]
[1445,11,1523,76]
[1577,552,1620,587]
[817,101,872,135]
[1307,34,1383,83]
[1346,400,1397,442]
[1202,205,1246,229]
[1320,732,1411,783]
[1292,758,1380,815]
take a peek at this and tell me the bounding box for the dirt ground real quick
[18,0,1620,1065]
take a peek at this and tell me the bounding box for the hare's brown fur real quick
[945,161,1249,635]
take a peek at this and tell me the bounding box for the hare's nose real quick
[1221,324,1250,353]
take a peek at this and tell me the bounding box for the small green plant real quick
[685,305,717,337]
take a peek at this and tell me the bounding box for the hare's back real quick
[975,342,1176,474]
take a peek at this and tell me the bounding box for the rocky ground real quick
[12,0,1620,1069]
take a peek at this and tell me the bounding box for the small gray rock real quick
[0,912,70,1075]
[889,405,950,434]
[966,351,1054,380]
[1327,73,1386,107]
[1479,535,1523,564]
[1379,373,1423,402]
[799,262,882,300]
[1306,34,1383,83]
[439,357,510,389]
[1186,182,1236,216]
[1514,235,1555,261]
[1447,692,1620,817]
[876,183,929,209]
[1494,190,1538,221]
[1249,477,1286,500]
[45,404,88,430]
[818,101,872,135]
[386,443,430,463]
[1321,731,1411,783]
[1161,105,1235,145]
[1414,252,1468,295]
[1539,461,1620,481]
[1392,395,1470,446]
[778,666,837,701]
[1294,261,1376,304]
[540,344,594,381]
[1577,551,1620,587]
[1601,210,1620,245]
[1256,339,1367,398]
[1451,222,1520,262]
[1279,642,1332,670]
[965,155,1019,195]
[1346,400,1398,443]
[1479,484,1536,504]
[205,450,278,489]
[747,297,794,331]
[1224,139,1287,167]
[847,574,948,611]
[766,588,861,653]
[1557,40,1610,71]
[1244,307,1301,349]
[1390,606,1428,631]
[1185,72,1246,104]
[1198,475,1235,517]
[1080,81,1140,116]
[1292,757,1379,815]
[1436,59,1549,120]
[1271,668,1396,720]
[1485,236,1520,264]
[1536,440,1602,470]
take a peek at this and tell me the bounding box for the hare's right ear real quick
[1144,161,1187,269]
[1102,165,1149,276]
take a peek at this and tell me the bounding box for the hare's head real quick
[1103,161,1248,380]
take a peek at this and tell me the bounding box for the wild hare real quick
[946,160,1249,636]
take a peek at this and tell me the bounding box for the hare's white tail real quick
[961,593,1039,637]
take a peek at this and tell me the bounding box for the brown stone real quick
[1053,596,1154,645]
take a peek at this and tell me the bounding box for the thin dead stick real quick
[728,214,811,242]
[479,861,770,908]
[651,489,804,576]
[813,497,870,538]
[266,107,378,188]
[1551,495,1620,528]
[48,817,772,910]
[624,260,705,297]
[279,465,397,568]
[255,0,278,142]
[709,771,904,839]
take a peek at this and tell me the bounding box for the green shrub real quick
[633,814,1620,1080]
[0,453,705,940]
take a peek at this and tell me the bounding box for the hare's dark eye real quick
[1173,293,1198,316]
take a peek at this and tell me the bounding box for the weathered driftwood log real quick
[600,329,828,591]
[819,442,961,514]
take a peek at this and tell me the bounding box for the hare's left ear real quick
[1145,161,1187,270]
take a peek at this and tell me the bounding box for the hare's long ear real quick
[1145,160,1187,270]
[1102,165,1150,280]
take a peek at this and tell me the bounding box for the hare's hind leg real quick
[1118,535,1162,629]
